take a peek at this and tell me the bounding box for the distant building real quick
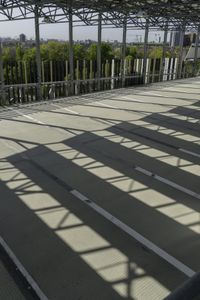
[184,33,196,46]
[19,33,26,43]
[170,30,196,47]
[170,30,181,47]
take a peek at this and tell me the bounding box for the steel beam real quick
[0,1,200,30]
[97,13,102,91]
[69,7,74,94]
[34,3,42,100]
[121,16,127,87]
[143,18,149,84]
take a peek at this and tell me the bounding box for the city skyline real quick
[0,18,164,43]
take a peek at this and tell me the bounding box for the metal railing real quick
[0,58,197,105]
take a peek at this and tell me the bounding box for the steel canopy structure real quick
[0,0,200,29]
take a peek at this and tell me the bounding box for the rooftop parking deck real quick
[0,77,200,299]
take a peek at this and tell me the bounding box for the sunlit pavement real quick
[0,77,200,300]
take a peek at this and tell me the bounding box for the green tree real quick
[129,46,138,59]
[113,48,121,59]
[74,44,86,61]
[45,41,68,61]
[86,42,114,61]
[40,44,49,61]
[148,47,163,58]
[23,47,36,61]
[86,44,97,61]
[16,44,25,61]
[3,47,16,62]
[101,42,114,61]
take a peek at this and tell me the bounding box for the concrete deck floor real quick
[0,77,200,300]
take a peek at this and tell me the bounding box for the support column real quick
[193,25,200,75]
[34,3,42,100]
[143,18,149,84]
[97,13,102,91]
[69,8,74,94]
[161,22,168,80]
[121,16,127,87]
[177,26,185,79]
[111,59,115,89]
[0,42,5,104]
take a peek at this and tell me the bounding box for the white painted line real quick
[51,103,79,115]
[142,92,163,97]
[135,166,200,200]
[179,148,200,159]
[6,107,45,125]
[70,189,195,278]
[155,175,200,199]
[135,166,153,176]
[170,89,197,93]
[121,97,144,103]
[97,102,118,109]
[71,190,88,201]
[5,106,73,136]
[21,114,45,125]
[0,236,49,300]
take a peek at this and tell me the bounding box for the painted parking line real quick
[135,166,200,200]
[51,103,80,115]
[18,152,196,279]
[111,123,200,160]
[10,152,195,279]
[1,112,197,280]
[70,189,195,278]
[8,101,200,162]
[4,110,199,201]
[164,88,200,94]
[121,97,145,103]
[6,107,45,125]
[142,92,163,97]
[179,148,200,159]
[6,101,200,162]
[97,102,118,109]
[4,106,73,136]
[0,236,49,300]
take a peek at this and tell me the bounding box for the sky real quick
[0,18,164,43]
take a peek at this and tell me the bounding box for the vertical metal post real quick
[83,60,86,80]
[90,60,93,79]
[42,61,45,83]
[75,60,79,95]
[24,61,28,84]
[0,41,5,104]
[90,60,93,92]
[69,7,74,94]
[178,26,185,79]
[161,22,168,80]
[97,13,102,91]
[50,61,53,82]
[143,18,149,84]
[193,25,200,75]
[111,59,115,89]
[65,60,69,96]
[65,60,68,80]
[34,3,42,100]
[121,16,127,87]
